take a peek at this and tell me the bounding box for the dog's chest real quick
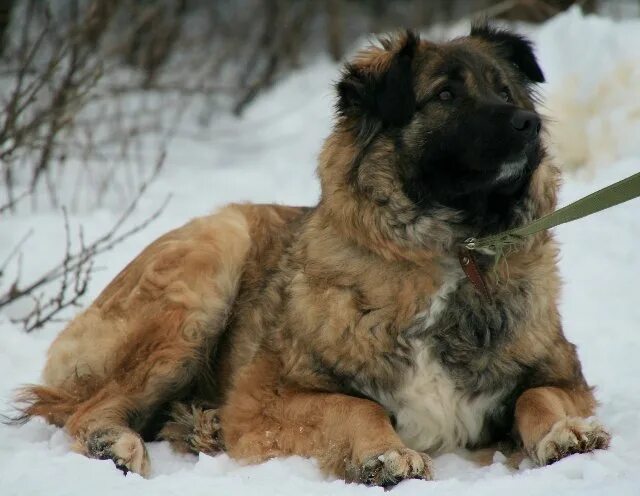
[372,272,514,453]
[380,346,505,453]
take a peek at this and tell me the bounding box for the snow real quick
[537,9,640,169]
[1,9,639,496]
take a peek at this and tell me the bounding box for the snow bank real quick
[1,9,639,496]
[536,7,640,169]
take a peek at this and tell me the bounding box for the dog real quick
[14,25,610,485]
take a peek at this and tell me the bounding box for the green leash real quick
[464,171,640,254]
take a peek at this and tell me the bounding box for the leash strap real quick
[465,171,640,253]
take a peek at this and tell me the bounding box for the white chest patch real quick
[383,347,504,453]
[373,271,504,453]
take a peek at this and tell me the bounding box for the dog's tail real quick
[4,384,82,427]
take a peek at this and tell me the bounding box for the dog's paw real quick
[85,428,150,477]
[531,417,610,466]
[357,448,433,487]
[186,407,224,454]
[159,403,224,455]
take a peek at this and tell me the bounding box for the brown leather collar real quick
[458,248,490,300]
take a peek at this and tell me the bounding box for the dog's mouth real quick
[492,132,543,186]
[494,153,528,184]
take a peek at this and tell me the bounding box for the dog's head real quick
[319,25,559,260]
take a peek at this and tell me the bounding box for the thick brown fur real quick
[12,27,608,485]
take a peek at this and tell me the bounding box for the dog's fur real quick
[13,26,609,485]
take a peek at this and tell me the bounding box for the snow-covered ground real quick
[1,8,639,496]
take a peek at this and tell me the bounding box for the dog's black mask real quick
[337,26,547,234]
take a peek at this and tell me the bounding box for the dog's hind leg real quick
[15,205,256,476]
[14,204,305,475]
[82,426,150,476]
[15,381,154,476]
[61,341,200,476]
[54,302,230,476]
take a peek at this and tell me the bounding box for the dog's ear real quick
[471,23,545,83]
[336,31,418,140]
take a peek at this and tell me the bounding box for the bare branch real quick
[0,189,29,214]
[0,152,170,331]
[0,229,33,278]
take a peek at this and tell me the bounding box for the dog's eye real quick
[500,87,512,103]
[438,89,454,102]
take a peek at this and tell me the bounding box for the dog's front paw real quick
[531,417,610,466]
[356,447,433,487]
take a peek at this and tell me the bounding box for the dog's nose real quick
[511,110,541,138]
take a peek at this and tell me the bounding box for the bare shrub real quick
[0,0,188,209]
[0,153,169,333]
[0,0,104,205]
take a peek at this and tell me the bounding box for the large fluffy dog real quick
[15,26,609,485]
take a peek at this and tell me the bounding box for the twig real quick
[0,189,29,215]
[0,229,33,278]
[0,152,170,331]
